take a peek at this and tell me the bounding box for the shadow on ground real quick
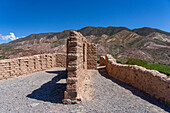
[27,70,67,103]
[98,67,170,112]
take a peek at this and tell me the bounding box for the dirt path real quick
[0,67,169,113]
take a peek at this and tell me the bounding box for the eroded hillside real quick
[0,26,170,65]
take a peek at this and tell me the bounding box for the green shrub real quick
[97,55,102,64]
[0,55,8,60]
[116,60,122,63]
[126,58,148,67]
[123,57,170,76]
[145,64,170,76]
[97,55,102,59]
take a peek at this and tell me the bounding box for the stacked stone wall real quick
[100,54,170,105]
[0,31,97,104]
[87,43,97,70]
[64,31,87,103]
[0,53,66,80]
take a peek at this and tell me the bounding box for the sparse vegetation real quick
[97,55,102,64]
[126,57,148,67]
[0,55,8,60]
[122,58,170,76]
[132,27,170,36]
[0,45,38,59]
[146,64,170,76]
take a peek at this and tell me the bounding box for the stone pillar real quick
[63,31,87,104]
[87,43,97,69]
[63,30,97,104]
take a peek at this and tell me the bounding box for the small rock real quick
[62,99,72,104]
[30,103,39,107]
[71,100,78,104]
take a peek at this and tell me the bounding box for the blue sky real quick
[0,0,170,44]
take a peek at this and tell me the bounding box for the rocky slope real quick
[0,26,170,65]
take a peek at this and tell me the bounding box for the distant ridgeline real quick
[0,26,170,66]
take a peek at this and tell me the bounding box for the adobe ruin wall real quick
[0,30,97,104]
[0,41,97,82]
[87,43,97,70]
[64,31,88,104]
[0,53,66,80]
[100,55,170,105]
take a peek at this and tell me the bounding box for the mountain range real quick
[0,26,170,65]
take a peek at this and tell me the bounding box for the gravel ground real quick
[0,67,169,113]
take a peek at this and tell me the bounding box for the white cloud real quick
[0,33,19,41]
